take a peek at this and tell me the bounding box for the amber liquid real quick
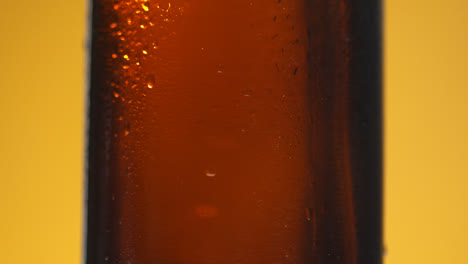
[86,1,382,264]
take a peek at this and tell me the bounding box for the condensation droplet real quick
[113,92,119,98]
[293,67,298,75]
[242,88,253,97]
[306,208,311,221]
[123,54,129,60]
[216,64,224,74]
[147,74,155,89]
[142,50,148,54]
[111,53,117,59]
[205,169,216,177]
[383,247,388,257]
[124,130,130,136]
[141,3,149,11]
[109,23,117,29]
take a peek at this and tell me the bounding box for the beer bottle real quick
[86,1,382,263]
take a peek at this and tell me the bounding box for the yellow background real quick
[0,0,466,263]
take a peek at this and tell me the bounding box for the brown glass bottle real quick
[86,1,382,264]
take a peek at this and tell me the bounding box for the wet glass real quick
[85,1,382,263]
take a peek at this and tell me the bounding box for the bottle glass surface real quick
[86,1,382,264]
